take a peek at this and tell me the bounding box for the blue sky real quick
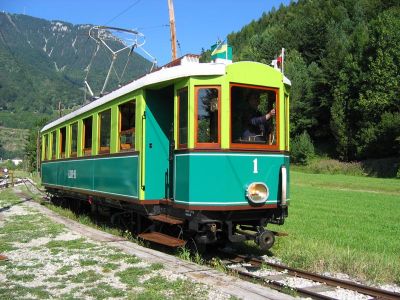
[1,0,291,65]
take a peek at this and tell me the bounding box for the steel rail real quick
[233,268,337,300]
[223,252,400,300]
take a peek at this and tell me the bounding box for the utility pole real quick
[167,0,177,61]
[58,101,62,118]
[36,131,40,174]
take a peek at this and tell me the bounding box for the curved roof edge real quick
[227,61,291,86]
[41,62,226,132]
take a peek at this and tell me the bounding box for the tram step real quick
[149,214,184,225]
[138,232,186,247]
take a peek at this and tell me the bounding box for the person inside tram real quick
[241,91,275,142]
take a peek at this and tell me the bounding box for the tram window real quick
[51,131,56,160]
[231,85,278,148]
[195,86,220,148]
[178,88,188,148]
[99,109,111,154]
[60,127,66,158]
[70,122,78,157]
[119,101,135,151]
[83,116,93,156]
[43,134,48,160]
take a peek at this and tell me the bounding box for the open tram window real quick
[60,127,66,158]
[99,109,111,154]
[178,88,188,148]
[51,131,56,160]
[231,84,279,149]
[70,122,78,157]
[119,101,135,151]
[195,86,220,148]
[83,116,93,156]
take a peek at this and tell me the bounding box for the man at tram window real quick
[241,91,275,143]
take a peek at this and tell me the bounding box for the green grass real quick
[68,270,102,284]
[45,238,96,251]
[0,285,51,299]
[0,191,65,245]
[79,259,98,266]
[136,275,207,300]
[116,266,151,286]
[56,265,73,275]
[7,273,36,282]
[40,202,123,237]
[101,262,120,272]
[268,171,400,284]
[1,214,65,243]
[86,284,125,299]
[291,170,400,195]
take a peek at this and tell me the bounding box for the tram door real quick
[144,86,174,200]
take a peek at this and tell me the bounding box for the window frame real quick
[70,122,78,158]
[43,134,48,161]
[177,87,188,149]
[82,116,93,156]
[194,85,221,149]
[51,131,57,160]
[59,127,66,158]
[98,109,111,154]
[118,100,136,152]
[229,83,280,151]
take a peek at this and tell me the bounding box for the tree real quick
[24,118,47,172]
[0,140,5,159]
[356,7,400,158]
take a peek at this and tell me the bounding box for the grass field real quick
[268,171,400,285]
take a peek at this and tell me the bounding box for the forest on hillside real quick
[227,0,399,161]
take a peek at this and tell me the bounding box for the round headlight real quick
[246,182,269,204]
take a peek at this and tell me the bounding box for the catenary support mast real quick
[168,0,177,61]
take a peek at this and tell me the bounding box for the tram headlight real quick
[246,182,269,204]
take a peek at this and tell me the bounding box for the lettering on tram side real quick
[68,170,77,179]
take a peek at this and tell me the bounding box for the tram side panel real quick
[41,155,139,199]
[174,152,290,207]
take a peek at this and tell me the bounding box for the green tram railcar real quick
[41,56,291,250]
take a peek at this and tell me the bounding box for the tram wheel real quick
[257,230,275,251]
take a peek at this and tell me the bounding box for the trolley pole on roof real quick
[167,0,177,61]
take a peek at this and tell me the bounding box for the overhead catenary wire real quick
[104,0,142,26]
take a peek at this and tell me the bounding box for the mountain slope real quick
[0,12,153,128]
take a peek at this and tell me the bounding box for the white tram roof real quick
[41,59,225,133]
[41,57,290,133]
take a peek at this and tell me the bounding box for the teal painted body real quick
[174,153,290,206]
[144,87,174,200]
[41,155,139,198]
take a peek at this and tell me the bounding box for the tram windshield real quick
[231,85,278,147]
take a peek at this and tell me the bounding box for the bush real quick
[291,131,315,165]
[308,159,365,176]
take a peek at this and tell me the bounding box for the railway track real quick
[217,251,400,300]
